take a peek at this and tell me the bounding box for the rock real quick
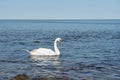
[96,66,104,71]
[34,40,40,43]
[32,77,49,80]
[11,74,29,80]
[11,74,70,80]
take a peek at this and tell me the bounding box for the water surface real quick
[0,20,120,80]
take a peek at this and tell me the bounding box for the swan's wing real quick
[30,48,55,55]
[37,48,54,53]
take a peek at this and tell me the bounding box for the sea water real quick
[0,20,120,80]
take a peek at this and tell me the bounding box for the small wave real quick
[0,50,22,52]
[0,60,27,64]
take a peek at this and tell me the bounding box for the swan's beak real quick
[60,39,62,42]
[60,39,62,46]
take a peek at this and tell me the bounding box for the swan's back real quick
[29,48,56,56]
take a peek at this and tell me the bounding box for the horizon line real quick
[0,19,120,20]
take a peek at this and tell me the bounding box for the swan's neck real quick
[54,40,60,55]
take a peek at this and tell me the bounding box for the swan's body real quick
[26,38,62,56]
[29,48,57,55]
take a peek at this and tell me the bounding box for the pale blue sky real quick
[0,0,120,19]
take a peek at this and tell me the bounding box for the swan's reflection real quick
[30,55,60,66]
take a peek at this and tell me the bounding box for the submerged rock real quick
[11,74,29,80]
[34,40,40,43]
[32,77,70,80]
[32,77,49,80]
[11,74,70,80]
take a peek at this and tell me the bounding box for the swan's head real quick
[56,37,62,42]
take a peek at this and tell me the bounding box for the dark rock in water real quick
[34,40,40,43]
[48,76,70,80]
[11,74,29,80]
[96,66,104,71]
[32,77,49,80]
[11,74,70,80]
[32,76,70,80]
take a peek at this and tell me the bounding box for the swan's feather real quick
[29,48,56,56]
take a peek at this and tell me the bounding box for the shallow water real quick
[0,20,120,80]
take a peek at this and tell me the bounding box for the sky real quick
[0,0,120,19]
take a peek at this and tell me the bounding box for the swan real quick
[25,38,62,56]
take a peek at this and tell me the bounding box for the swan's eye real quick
[59,39,62,42]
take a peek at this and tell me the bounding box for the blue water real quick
[0,20,120,80]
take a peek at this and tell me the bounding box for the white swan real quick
[26,38,62,56]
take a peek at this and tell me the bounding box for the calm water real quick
[0,20,120,80]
